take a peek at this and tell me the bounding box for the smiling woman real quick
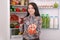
[23,2,42,40]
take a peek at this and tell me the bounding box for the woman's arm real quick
[36,17,42,34]
[23,17,28,34]
[39,17,42,29]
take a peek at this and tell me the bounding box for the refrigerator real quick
[10,0,29,40]
[10,0,60,40]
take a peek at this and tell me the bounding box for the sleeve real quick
[23,17,28,34]
[36,16,42,34]
[38,17,42,29]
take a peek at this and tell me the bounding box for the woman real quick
[23,2,42,40]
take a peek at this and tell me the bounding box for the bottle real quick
[19,1,21,5]
[24,0,26,5]
[12,5,15,12]
[44,14,47,28]
[21,0,25,5]
[10,5,13,12]
[45,14,50,28]
[54,16,58,28]
[41,14,45,28]
[50,16,54,28]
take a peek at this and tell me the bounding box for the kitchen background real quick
[0,0,60,40]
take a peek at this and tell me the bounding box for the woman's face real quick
[28,4,35,15]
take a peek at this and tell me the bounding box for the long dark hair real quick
[26,2,40,17]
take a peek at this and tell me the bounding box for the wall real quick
[0,0,10,40]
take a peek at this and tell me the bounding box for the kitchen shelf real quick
[11,12,27,18]
[36,0,59,2]
[10,35,23,38]
[38,7,59,9]
[10,12,27,18]
[41,26,59,29]
[11,5,27,8]
[38,6,59,30]
[10,20,18,23]
[10,28,19,29]
[41,27,59,30]
[10,0,29,39]
[10,12,27,14]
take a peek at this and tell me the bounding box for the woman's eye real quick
[28,7,34,9]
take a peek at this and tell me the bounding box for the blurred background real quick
[0,0,60,40]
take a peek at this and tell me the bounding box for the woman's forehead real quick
[28,4,33,8]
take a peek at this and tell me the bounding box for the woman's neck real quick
[30,14,35,16]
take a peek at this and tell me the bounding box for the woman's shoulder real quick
[36,16,40,19]
[36,16,42,21]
